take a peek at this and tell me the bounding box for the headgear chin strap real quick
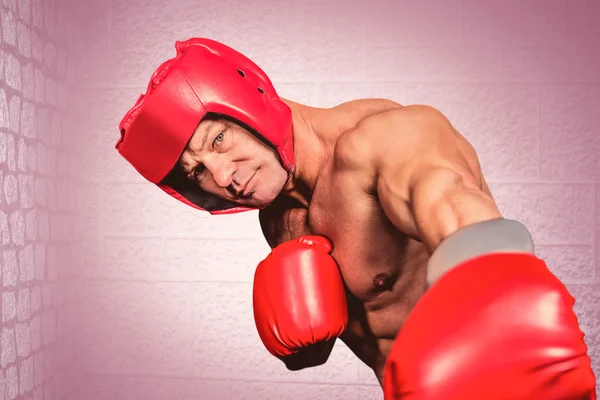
[116,38,294,214]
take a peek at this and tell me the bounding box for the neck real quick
[279,99,331,208]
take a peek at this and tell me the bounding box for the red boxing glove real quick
[253,236,348,363]
[383,252,597,399]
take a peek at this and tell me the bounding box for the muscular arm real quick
[375,108,595,399]
[335,105,502,253]
[405,165,501,252]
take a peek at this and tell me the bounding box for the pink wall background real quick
[2,0,595,399]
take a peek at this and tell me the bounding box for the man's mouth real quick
[241,172,256,197]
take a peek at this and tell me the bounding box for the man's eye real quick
[193,164,205,179]
[214,132,224,143]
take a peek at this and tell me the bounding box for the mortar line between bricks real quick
[389,80,600,85]
[108,5,112,50]
[81,278,254,284]
[361,20,367,83]
[315,81,322,104]
[98,182,108,273]
[365,44,554,50]
[564,0,570,61]
[82,372,381,386]
[97,235,593,246]
[535,244,595,248]
[537,83,542,180]
[560,279,600,285]
[487,180,596,185]
[102,235,262,240]
[593,184,597,281]
[459,0,465,45]
[80,268,595,284]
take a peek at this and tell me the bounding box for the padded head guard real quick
[116,38,294,214]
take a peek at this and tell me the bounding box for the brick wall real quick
[0,0,80,399]
[76,0,599,399]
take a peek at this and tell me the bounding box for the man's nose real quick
[207,158,235,188]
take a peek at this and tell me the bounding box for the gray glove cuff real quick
[427,218,535,287]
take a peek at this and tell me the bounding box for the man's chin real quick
[249,194,278,209]
[227,197,264,210]
[250,199,273,210]
[233,189,281,209]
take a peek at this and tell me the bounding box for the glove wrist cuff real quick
[427,218,534,287]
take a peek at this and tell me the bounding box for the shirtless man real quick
[116,38,596,399]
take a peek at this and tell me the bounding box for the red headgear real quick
[116,38,294,214]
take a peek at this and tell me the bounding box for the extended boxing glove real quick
[383,220,596,399]
[253,236,348,367]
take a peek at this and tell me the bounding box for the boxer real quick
[116,38,596,398]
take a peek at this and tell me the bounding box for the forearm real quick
[410,168,502,252]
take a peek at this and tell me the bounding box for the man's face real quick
[178,117,289,208]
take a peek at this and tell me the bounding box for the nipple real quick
[373,273,391,290]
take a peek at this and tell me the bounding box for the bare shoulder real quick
[332,105,444,172]
[333,104,484,193]
[313,97,403,138]
[330,107,396,192]
[329,98,403,117]
[336,105,480,171]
